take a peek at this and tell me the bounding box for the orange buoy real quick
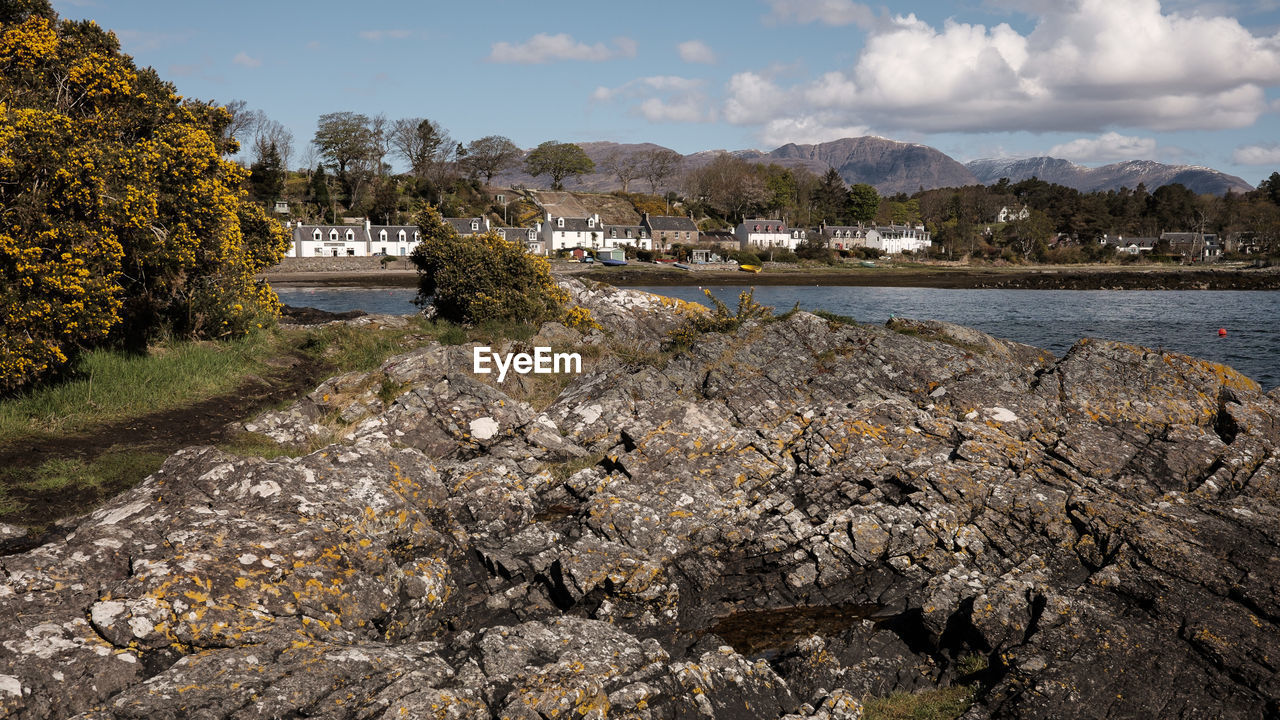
[1218,328,1227,336]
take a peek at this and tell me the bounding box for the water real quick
[274,285,1279,390]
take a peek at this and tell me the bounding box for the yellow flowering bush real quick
[410,206,598,329]
[0,2,289,391]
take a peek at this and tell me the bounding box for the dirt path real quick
[0,349,330,537]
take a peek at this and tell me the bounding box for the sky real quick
[49,0,1280,186]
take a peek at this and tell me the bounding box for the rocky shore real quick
[2,280,1278,719]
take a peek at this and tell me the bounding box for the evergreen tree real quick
[249,142,285,204]
[813,168,847,223]
[848,183,880,224]
[309,165,333,222]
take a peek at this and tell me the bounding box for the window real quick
[471,220,478,231]
[345,230,354,241]
[399,248,406,256]
[588,218,595,227]
[557,218,564,228]
[413,232,419,241]
[313,230,321,240]
[380,247,386,255]
[329,229,338,241]
[379,230,387,241]
[754,225,760,231]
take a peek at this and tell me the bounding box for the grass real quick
[0,331,283,445]
[0,450,169,520]
[218,431,335,460]
[862,685,976,720]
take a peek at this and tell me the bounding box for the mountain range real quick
[492,136,1255,197]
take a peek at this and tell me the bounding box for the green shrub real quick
[411,206,570,325]
[668,288,773,347]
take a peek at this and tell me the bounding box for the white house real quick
[541,213,605,252]
[602,224,653,251]
[870,225,932,254]
[818,223,879,250]
[498,225,545,255]
[735,219,804,251]
[288,221,422,257]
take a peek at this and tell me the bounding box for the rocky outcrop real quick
[2,280,1278,719]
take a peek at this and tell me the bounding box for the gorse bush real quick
[0,1,289,391]
[667,288,773,347]
[410,206,599,330]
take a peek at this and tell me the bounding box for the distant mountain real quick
[966,157,1253,195]
[491,138,1253,198]
[763,137,979,195]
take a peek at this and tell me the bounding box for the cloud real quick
[488,33,637,64]
[763,0,876,27]
[358,29,413,41]
[726,0,1280,139]
[232,52,261,68]
[1048,132,1158,162]
[593,76,714,123]
[1233,143,1280,164]
[677,40,716,64]
[759,117,873,147]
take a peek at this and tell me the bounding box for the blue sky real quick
[51,0,1280,186]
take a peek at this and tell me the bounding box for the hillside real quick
[967,157,1254,195]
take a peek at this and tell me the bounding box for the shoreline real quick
[260,263,1280,291]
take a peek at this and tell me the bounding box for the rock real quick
[2,279,1278,719]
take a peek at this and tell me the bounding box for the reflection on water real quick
[275,285,1279,390]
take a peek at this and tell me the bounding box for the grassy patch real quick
[0,331,282,445]
[888,324,988,356]
[0,449,169,522]
[218,431,333,460]
[814,309,858,326]
[548,453,606,481]
[863,685,976,720]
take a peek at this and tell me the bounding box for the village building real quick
[287,220,422,257]
[817,223,879,251]
[1161,232,1221,262]
[497,225,544,255]
[541,213,605,252]
[872,224,932,254]
[998,205,1030,223]
[698,230,740,251]
[1100,236,1158,255]
[602,224,653,251]
[735,219,805,251]
[641,213,699,250]
[444,217,491,237]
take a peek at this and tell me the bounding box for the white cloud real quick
[1233,143,1280,164]
[232,52,261,68]
[358,29,412,41]
[677,40,716,64]
[726,0,1280,139]
[1048,133,1158,162]
[593,76,714,123]
[759,117,873,147]
[489,33,636,64]
[764,0,875,27]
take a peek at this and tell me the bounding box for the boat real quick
[738,264,762,273]
[600,259,627,266]
[673,263,691,270]
[859,261,876,268]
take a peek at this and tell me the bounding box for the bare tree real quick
[683,153,768,221]
[601,150,641,193]
[252,116,294,171]
[464,135,522,185]
[640,148,683,194]
[390,117,450,179]
[220,99,258,154]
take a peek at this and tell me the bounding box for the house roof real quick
[498,227,537,240]
[738,219,788,232]
[445,217,486,235]
[549,216,600,233]
[605,224,648,237]
[293,225,370,243]
[644,215,698,232]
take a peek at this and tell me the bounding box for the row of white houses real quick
[285,215,931,258]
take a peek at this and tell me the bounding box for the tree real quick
[249,142,285,204]
[464,135,521,185]
[218,99,256,155]
[252,117,294,171]
[813,168,847,223]
[683,153,769,220]
[313,111,375,178]
[410,206,574,326]
[524,141,595,190]
[0,6,289,390]
[308,164,334,222]
[848,183,880,224]
[1256,171,1280,207]
[600,149,641,193]
[390,117,448,178]
[640,148,682,194]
